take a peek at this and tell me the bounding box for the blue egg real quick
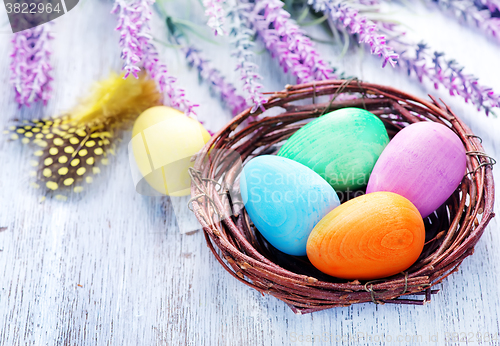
[240,155,340,256]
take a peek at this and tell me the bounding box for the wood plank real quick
[0,1,499,345]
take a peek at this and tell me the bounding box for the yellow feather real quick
[10,72,162,196]
[68,72,161,128]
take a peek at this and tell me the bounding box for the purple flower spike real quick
[112,0,198,116]
[358,0,381,5]
[182,44,248,116]
[377,22,500,114]
[424,0,500,42]
[226,1,267,112]
[477,0,500,13]
[309,0,398,68]
[203,0,227,36]
[249,0,336,84]
[143,45,199,116]
[112,0,154,79]
[10,23,54,107]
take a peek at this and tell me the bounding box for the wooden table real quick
[0,1,499,345]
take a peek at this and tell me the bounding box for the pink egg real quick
[366,122,466,218]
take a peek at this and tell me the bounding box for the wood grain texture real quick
[0,1,499,345]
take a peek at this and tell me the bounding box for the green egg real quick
[277,108,389,191]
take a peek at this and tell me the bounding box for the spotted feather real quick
[8,72,161,197]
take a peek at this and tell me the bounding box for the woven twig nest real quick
[189,79,495,314]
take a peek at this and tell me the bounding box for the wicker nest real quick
[189,79,495,314]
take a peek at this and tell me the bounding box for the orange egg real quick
[306,192,425,280]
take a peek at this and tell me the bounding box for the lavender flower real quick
[309,0,398,67]
[377,22,500,114]
[320,1,498,114]
[203,0,227,36]
[112,0,154,79]
[356,0,381,5]
[425,0,500,42]
[10,23,53,107]
[250,0,336,83]
[143,45,199,116]
[476,0,500,13]
[182,44,248,116]
[165,23,247,116]
[112,0,198,116]
[226,0,267,112]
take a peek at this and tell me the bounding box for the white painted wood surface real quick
[0,1,499,345]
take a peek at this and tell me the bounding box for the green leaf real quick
[297,7,310,23]
[307,35,336,45]
[299,15,328,27]
[169,18,220,45]
[283,0,294,11]
[255,48,268,56]
[340,28,350,58]
[152,37,183,49]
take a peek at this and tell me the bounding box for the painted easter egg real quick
[366,122,466,218]
[240,155,340,256]
[306,192,425,280]
[131,106,211,196]
[277,108,389,191]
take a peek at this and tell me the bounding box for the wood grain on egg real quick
[277,108,389,191]
[306,192,425,280]
[366,122,467,218]
[240,156,340,256]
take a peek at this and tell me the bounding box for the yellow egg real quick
[131,106,211,196]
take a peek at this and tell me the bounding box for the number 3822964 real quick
[5,2,61,14]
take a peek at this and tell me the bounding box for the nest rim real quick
[189,79,495,314]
